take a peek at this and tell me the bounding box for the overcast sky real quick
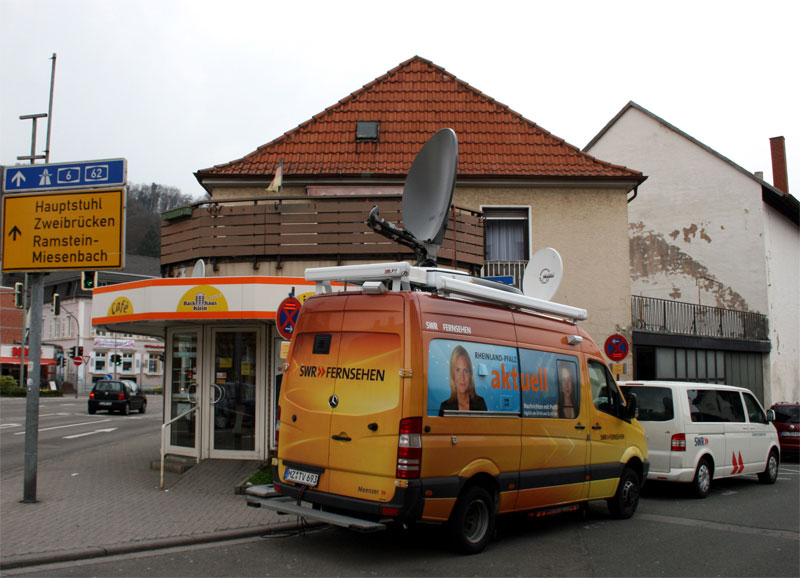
[2,0,798,199]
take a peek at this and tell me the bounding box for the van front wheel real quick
[607,467,640,519]
[758,450,779,484]
[448,486,495,554]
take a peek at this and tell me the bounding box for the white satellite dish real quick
[522,248,563,301]
[191,259,206,278]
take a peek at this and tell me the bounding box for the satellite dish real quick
[192,259,206,278]
[367,129,458,266]
[402,128,458,257]
[522,248,563,301]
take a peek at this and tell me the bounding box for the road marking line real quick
[0,423,22,429]
[13,419,111,435]
[637,513,800,541]
[63,427,118,439]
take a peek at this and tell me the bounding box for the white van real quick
[619,381,780,498]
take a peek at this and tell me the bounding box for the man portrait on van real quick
[439,345,487,414]
[557,360,579,418]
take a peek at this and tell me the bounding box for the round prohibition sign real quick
[277,297,302,339]
[604,334,629,362]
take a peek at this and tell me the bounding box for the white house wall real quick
[589,107,769,313]
[763,203,800,403]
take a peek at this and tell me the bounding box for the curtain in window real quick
[485,219,526,261]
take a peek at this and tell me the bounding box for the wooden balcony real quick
[161,195,485,272]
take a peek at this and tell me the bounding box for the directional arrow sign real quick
[2,158,126,193]
[2,188,125,272]
[63,427,118,440]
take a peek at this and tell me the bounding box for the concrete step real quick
[150,455,196,474]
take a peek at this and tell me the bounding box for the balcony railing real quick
[161,196,484,271]
[632,295,768,342]
[481,260,528,289]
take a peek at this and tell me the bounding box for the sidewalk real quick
[0,430,287,570]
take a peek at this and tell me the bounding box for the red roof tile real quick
[196,56,642,183]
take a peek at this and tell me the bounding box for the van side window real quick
[588,360,623,418]
[742,392,768,424]
[688,390,745,422]
[519,349,580,419]
[427,339,520,416]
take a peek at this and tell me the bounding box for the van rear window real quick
[620,386,673,421]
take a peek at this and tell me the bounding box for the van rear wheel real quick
[607,467,640,519]
[692,458,712,498]
[448,486,495,554]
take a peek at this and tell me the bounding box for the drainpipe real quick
[627,186,639,204]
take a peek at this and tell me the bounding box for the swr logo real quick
[299,365,326,377]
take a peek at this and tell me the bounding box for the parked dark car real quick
[769,402,799,458]
[88,380,147,415]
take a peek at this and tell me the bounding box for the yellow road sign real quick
[2,188,125,272]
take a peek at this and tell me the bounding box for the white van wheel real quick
[692,458,712,498]
[758,450,779,484]
[448,486,495,554]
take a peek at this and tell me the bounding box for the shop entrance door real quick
[206,328,263,459]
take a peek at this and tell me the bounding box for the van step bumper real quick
[245,486,386,533]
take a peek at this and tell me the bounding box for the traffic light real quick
[68,346,76,359]
[14,282,24,308]
[81,271,98,291]
[53,293,61,316]
[77,346,84,357]
[112,354,122,366]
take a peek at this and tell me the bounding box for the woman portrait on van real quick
[557,360,579,418]
[439,345,487,414]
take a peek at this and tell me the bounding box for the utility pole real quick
[21,54,57,504]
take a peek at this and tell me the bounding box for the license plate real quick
[284,468,319,487]
[99,402,112,406]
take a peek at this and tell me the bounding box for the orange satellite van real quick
[245,130,648,553]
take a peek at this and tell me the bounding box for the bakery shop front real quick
[92,275,316,462]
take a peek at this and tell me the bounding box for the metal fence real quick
[632,295,768,341]
[481,260,528,289]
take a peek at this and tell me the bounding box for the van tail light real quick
[671,433,686,451]
[396,417,422,479]
[117,392,126,400]
[275,405,281,446]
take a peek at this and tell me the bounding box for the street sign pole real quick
[23,273,43,503]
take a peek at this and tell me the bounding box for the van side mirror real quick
[766,409,775,422]
[624,392,639,421]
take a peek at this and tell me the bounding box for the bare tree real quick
[126,183,198,257]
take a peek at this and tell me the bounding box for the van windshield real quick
[620,386,673,421]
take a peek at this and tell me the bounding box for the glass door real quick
[165,328,201,457]
[208,328,263,458]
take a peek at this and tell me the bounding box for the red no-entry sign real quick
[276,297,302,339]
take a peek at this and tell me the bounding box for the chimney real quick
[769,136,789,194]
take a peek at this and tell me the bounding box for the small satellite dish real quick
[192,259,206,278]
[367,129,458,266]
[522,248,563,301]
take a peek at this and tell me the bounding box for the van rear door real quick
[326,294,405,501]
[620,384,675,476]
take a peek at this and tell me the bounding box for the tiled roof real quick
[196,56,643,183]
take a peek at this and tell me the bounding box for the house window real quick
[94,353,106,373]
[147,353,162,374]
[356,121,379,142]
[484,207,529,261]
[122,353,133,372]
